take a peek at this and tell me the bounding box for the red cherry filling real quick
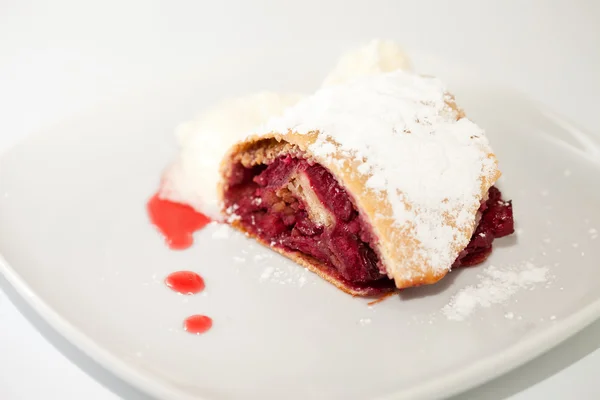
[225,156,514,290]
[227,156,384,289]
[453,186,514,267]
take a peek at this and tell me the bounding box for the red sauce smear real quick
[165,271,205,295]
[184,315,213,334]
[147,193,211,250]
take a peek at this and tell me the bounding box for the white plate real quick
[1,51,599,400]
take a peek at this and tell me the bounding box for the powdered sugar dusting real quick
[442,262,550,321]
[263,70,496,275]
[259,266,275,282]
[258,264,311,288]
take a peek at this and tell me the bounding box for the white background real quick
[1,0,599,399]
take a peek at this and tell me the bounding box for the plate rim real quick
[2,238,600,400]
[1,85,600,400]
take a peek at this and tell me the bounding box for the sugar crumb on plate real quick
[442,262,550,321]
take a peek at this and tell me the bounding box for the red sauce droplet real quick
[147,193,211,250]
[165,271,205,295]
[184,315,213,334]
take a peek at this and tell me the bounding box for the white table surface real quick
[1,1,599,399]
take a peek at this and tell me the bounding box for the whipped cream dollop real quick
[160,92,303,218]
[322,39,412,87]
[160,40,412,219]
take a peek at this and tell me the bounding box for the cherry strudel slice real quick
[219,70,513,296]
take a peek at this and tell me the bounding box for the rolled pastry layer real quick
[219,70,513,296]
